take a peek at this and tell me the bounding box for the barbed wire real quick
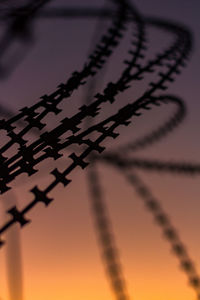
[96,156,200,299]
[0,1,198,300]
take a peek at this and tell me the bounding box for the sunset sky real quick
[0,1,200,300]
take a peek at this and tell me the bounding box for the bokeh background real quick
[0,1,200,299]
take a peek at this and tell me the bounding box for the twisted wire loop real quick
[0,0,198,299]
[84,2,199,300]
[91,22,197,295]
[97,154,200,299]
[1,4,189,190]
[91,97,200,300]
[86,8,194,298]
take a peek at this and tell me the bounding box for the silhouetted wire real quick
[0,2,53,300]
[90,13,199,298]
[83,2,136,298]
[0,0,199,299]
[0,7,131,300]
[0,2,54,300]
[79,2,198,299]
[96,157,200,298]
[84,1,149,299]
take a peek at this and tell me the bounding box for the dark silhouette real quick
[0,1,199,300]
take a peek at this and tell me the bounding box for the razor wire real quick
[0,1,199,300]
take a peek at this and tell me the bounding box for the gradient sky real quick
[0,1,200,300]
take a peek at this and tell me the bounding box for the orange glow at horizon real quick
[0,167,199,300]
[0,0,199,299]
